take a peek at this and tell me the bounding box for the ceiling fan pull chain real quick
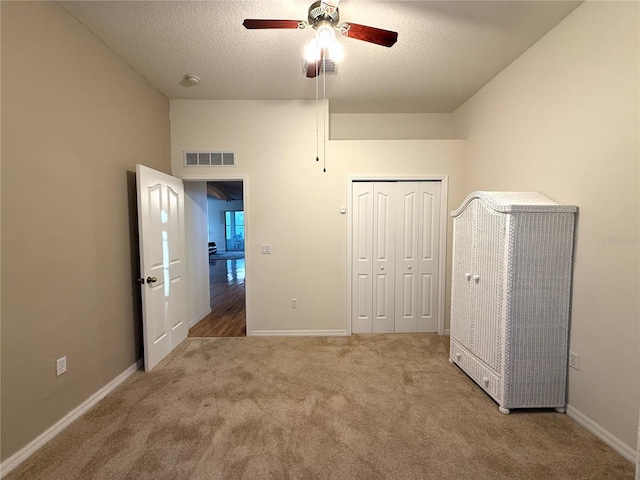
[315,60,319,163]
[322,51,327,173]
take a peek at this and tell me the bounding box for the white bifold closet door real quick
[352,181,441,334]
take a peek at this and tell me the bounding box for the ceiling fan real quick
[243,0,398,78]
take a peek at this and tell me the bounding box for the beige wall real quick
[1,2,170,460]
[170,100,467,334]
[453,1,639,450]
[330,113,456,140]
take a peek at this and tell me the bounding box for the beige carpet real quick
[6,334,634,479]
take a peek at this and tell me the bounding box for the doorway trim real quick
[178,173,251,336]
[347,174,449,335]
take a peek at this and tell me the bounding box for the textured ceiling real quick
[59,1,582,113]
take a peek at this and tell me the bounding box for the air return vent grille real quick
[184,151,236,167]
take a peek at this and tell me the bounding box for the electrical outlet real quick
[291,298,297,308]
[56,356,67,376]
[569,351,580,370]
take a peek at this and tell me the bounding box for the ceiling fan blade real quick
[339,23,398,47]
[242,19,303,29]
[306,50,325,79]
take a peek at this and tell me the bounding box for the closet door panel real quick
[351,183,374,333]
[395,182,419,333]
[417,182,441,332]
[372,183,395,333]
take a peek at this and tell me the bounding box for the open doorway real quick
[189,180,246,337]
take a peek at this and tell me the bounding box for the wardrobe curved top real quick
[451,191,578,216]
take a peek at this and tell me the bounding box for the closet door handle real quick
[473,275,480,283]
[379,265,384,271]
[465,273,472,280]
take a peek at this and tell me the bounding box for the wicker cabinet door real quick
[472,202,506,371]
[450,201,475,350]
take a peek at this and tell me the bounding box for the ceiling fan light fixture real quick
[316,23,335,48]
[304,34,343,63]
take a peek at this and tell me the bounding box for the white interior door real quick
[136,164,188,371]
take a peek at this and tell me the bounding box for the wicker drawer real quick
[450,339,501,402]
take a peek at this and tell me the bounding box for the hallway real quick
[188,256,246,337]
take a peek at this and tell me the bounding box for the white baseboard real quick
[566,404,636,464]
[0,359,143,479]
[250,329,349,337]
[188,307,212,329]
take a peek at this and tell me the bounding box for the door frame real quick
[347,175,449,335]
[177,173,251,336]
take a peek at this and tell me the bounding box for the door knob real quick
[465,273,472,280]
[473,275,480,283]
[407,265,412,270]
[379,266,385,271]
[146,276,157,284]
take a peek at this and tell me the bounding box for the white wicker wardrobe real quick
[449,191,577,414]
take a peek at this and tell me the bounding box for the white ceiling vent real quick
[302,59,337,75]
[184,151,235,167]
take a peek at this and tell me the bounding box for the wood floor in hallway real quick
[189,255,246,337]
